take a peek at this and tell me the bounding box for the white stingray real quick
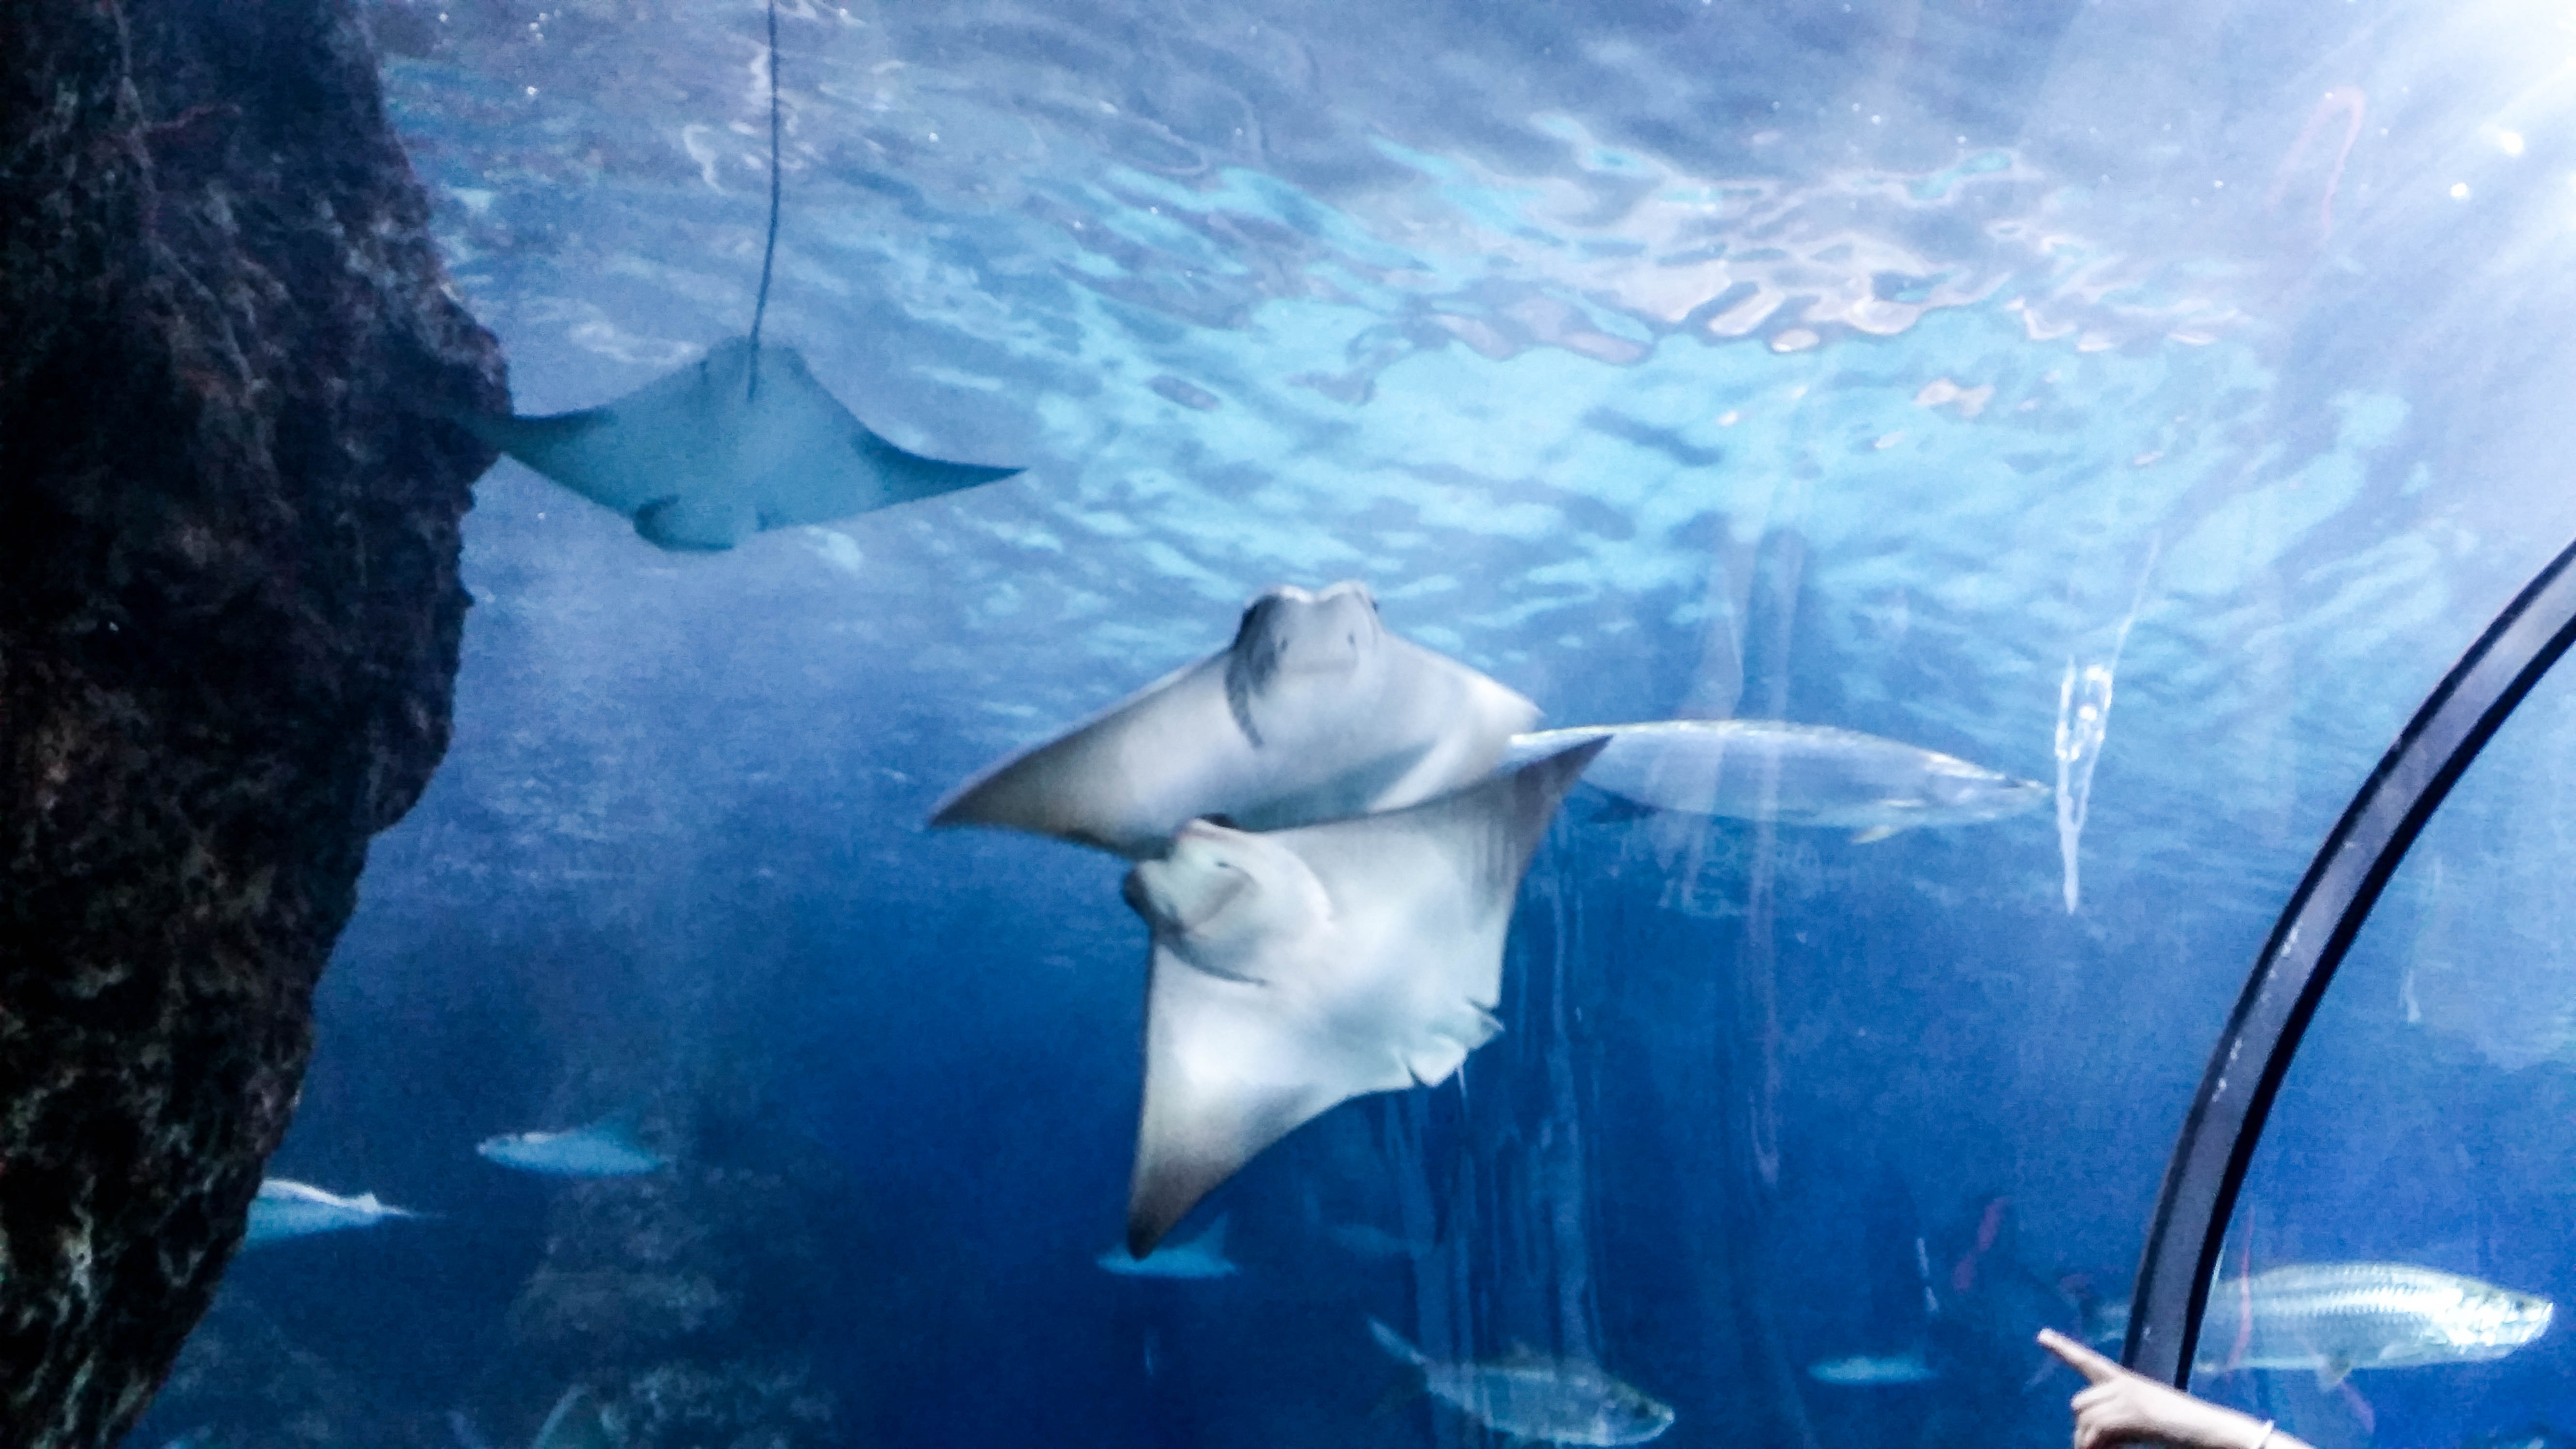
[1118,738,1605,1255]
[461,337,1019,551]
[932,581,1541,858]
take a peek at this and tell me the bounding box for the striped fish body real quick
[2200,1263,2552,1381]
[1420,1360,1674,1447]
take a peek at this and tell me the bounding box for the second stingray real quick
[1119,737,1606,1256]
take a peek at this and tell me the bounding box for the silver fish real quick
[1808,1349,1939,1385]
[1369,1319,1675,1446]
[1508,720,2045,842]
[2100,1263,2552,1385]
[243,1178,419,1246]
[476,1111,668,1177]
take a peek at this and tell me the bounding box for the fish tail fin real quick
[1368,1316,1429,1368]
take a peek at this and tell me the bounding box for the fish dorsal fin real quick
[1196,1214,1229,1257]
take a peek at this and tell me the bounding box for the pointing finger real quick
[2037,1327,2125,1385]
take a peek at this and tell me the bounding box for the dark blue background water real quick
[129,0,2576,1445]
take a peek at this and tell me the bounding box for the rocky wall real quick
[0,0,502,1444]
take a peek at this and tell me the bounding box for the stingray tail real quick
[1368,1316,1430,1368]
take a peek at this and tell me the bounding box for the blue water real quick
[131,0,2576,1446]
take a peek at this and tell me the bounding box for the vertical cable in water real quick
[746,0,783,401]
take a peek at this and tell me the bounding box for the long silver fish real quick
[243,1178,419,1246]
[1507,720,2045,842]
[1369,1319,1675,1446]
[2095,1263,2552,1385]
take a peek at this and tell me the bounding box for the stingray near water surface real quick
[461,337,1020,551]
[1120,738,1605,1254]
[933,581,1540,857]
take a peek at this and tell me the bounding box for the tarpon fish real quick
[476,1111,669,1177]
[1369,1318,1676,1446]
[2093,1263,2553,1385]
[243,1178,420,1246]
[1508,720,2046,841]
[1808,1350,1939,1385]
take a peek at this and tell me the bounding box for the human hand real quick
[2035,1328,2289,1449]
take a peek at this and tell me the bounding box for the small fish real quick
[1368,1318,1676,1446]
[243,1178,419,1246]
[1808,1350,1939,1385]
[2096,1263,2552,1386]
[476,1111,668,1177]
[1508,720,2045,841]
[1099,1216,1239,1279]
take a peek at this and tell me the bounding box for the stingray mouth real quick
[1127,842,1253,933]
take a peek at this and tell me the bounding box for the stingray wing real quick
[460,345,745,515]
[1128,944,1353,1256]
[1124,739,1605,1254]
[460,406,660,513]
[1287,736,1605,1073]
[742,345,1021,529]
[853,428,1022,508]
[929,655,1251,857]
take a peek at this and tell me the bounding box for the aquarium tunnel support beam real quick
[2124,530,2576,1386]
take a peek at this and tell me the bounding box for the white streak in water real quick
[2055,538,2158,914]
[2053,660,2113,912]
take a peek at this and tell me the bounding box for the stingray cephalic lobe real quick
[1120,738,1607,1256]
[461,337,1019,551]
[930,581,1541,858]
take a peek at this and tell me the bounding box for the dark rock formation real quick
[0,0,503,1444]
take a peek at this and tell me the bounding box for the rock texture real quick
[502,1103,848,1449]
[0,0,503,1444]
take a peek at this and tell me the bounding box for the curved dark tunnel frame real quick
[2124,531,2576,1386]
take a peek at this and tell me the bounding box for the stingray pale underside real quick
[931,581,1541,858]
[1122,737,1607,1254]
[461,337,1019,551]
